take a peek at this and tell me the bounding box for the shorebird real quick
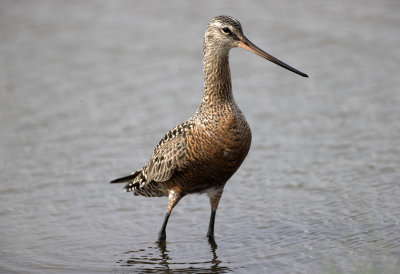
[110,15,308,243]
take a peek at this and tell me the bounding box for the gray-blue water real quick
[1,1,399,273]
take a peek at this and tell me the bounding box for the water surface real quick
[1,0,399,273]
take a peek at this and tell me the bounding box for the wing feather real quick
[146,131,187,182]
[111,119,194,196]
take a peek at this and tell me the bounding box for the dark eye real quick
[222,27,231,34]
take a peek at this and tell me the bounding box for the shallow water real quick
[1,0,400,273]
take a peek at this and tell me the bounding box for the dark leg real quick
[207,210,217,238]
[206,186,224,238]
[157,190,182,243]
[158,212,170,243]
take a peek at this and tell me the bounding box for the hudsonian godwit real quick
[110,15,308,243]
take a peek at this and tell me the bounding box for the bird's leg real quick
[158,212,170,244]
[206,186,224,238]
[207,210,217,238]
[158,189,182,243]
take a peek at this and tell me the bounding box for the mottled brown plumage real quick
[110,15,308,243]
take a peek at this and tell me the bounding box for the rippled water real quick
[1,0,400,273]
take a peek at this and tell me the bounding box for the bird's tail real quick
[110,168,165,197]
[110,170,141,184]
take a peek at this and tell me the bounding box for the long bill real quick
[238,36,308,78]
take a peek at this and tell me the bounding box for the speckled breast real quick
[176,106,252,193]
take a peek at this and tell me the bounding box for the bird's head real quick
[205,15,308,78]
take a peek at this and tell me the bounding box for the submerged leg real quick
[157,190,182,243]
[206,186,224,238]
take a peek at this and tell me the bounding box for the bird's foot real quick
[157,231,166,244]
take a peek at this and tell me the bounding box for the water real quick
[1,0,400,273]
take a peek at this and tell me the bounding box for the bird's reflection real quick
[156,241,171,271]
[208,238,223,272]
[116,238,230,273]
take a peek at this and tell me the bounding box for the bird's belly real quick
[176,119,251,193]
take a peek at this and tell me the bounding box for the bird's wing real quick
[145,123,189,183]
[110,119,194,194]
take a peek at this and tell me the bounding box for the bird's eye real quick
[222,27,231,34]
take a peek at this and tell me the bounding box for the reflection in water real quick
[116,239,230,273]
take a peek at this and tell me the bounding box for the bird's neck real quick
[200,46,234,109]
